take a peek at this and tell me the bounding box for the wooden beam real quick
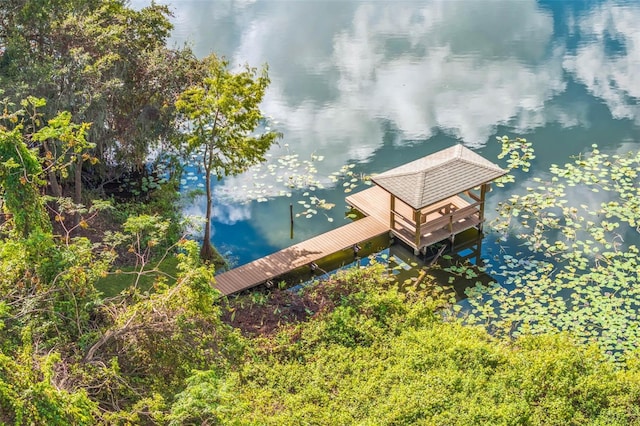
[478,183,488,231]
[413,209,421,247]
[390,194,395,230]
[465,188,482,202]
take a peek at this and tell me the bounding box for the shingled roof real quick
[371,144,507,210]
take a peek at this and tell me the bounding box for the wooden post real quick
[413,209,421,249]
[448,213,454,250]
[390,195,396,230]
[290,203,294,239]
[478,183,488,231]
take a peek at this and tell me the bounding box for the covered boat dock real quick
[346,144,507,254]
[214,144,506,296]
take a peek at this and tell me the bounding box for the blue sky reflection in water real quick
[133,0,640,267]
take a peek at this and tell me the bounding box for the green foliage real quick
[0,95,99,237]
[0,97,111,347]
[167,370,242,426]
[0,231,108,351]
[170,265,640,425]
[95,195,190,295]
[175,55,279,178]
[0,339,98,425]
[0,102,51,237]
[296,267,422,351]
[466,139,640,359]
[31,108,96,171]
[108,177,184,250]
[123,214,169,259]
[83,240,244,418]
[1,0,200,177]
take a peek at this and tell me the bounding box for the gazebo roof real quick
[371,144,507,210]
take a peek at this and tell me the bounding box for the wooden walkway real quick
[215,186,483,296]
[214,216,388,296]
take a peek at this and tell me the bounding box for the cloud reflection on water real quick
[199,0,637,246]
[131,0,640,258]
[215,0,568,213]
[564,1,640,124]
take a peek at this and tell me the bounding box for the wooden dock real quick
[214,216,388,296]
[214,186,480,296]
[212,145,505,296]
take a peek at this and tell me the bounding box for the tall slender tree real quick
[175,55,279,261]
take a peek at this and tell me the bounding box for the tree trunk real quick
[44,141,63,197]
[74,156,83,205]
[200,169,215,262]
[47,169,63,197]
[72,155,83,229]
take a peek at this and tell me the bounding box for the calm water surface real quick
[133,0,640,268]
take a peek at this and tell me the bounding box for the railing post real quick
[479,183,488,231]
[390,195,395,230]
[413,209,421,248]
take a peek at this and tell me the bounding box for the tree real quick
[175,55,279,261]
[1,0,201,186]
[0,95,98,237]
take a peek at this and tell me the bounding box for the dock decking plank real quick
[346,185,392,224]
[214,216,388,296]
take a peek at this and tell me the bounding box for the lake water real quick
[133,0,640,270]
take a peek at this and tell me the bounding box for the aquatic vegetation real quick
[466,138,640,360]
[187,138,373,222]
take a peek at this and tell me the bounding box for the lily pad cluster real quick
[465,138,640,360]
[290,161,372,221]
[186,142,373,222]
[296,195,336,222]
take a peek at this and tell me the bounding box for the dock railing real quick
[391,201,482,249]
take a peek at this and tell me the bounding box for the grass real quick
[95,255,180,298]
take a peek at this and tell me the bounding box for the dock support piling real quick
[290,203,294,239]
